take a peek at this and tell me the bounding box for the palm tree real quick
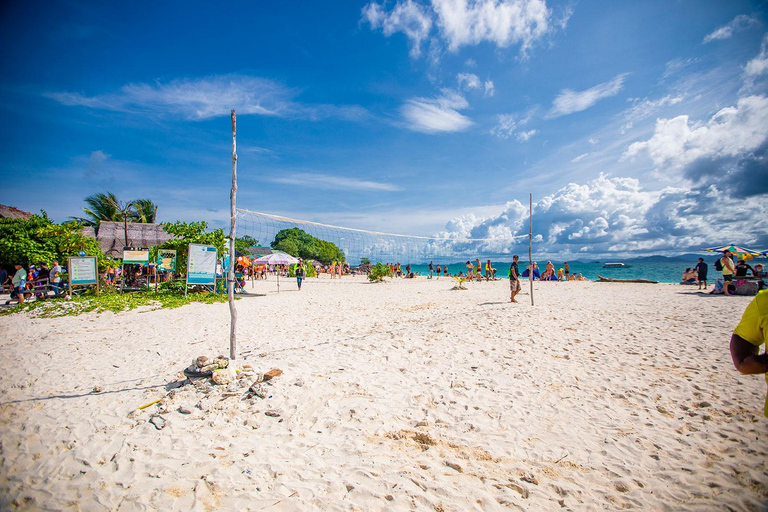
[72,192,158,246]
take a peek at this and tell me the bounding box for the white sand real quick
[0,276,766,511]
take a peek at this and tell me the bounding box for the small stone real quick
[265,410,280,417]
[149,415,166,430]
[212,368,236,385]
[696,401,712,408]
[213,356,229,369]
[346,484,355,492]
[178,406,192,415]
[263,369,283,381]
[293,380,304,387]
[196,356,209,368]
[385,495,394,501]
[92,386,103,393]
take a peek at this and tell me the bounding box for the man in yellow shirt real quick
[730,290,768,416]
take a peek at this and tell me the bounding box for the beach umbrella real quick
[703,245,762,260]
[253,252,300,292]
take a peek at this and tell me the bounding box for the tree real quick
[270,227,345,264]
[234,235,259,254]
[73,192,159,245]
[158,221,226,277]
[0,214,109,271]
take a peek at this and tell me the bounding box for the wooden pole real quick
[228,110,238,361]
[529,193,534,306]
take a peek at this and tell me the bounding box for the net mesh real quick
[236,209,530,264]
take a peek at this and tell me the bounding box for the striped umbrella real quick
[703,245,762,260]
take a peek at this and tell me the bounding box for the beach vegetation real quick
[0,213,112,270]
[0,290,229,318]
[72,192,158,227]
[360,257,371,266]
[234,235,259,254]
[158,221,226,277]
[271,227,345,264]
[452,275,468,290]
[368,262,391,282]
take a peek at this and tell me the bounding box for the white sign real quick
[187,244,217,285]
[69,256,98,285]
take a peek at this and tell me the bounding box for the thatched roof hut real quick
[242,246,274,257]
[95,221,173,257]
[0,204,33,220]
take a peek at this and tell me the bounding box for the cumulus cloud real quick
[436,174,768,257]
[363,0,562,59]
[624,95,768,169]
[549,73,628,117]
[362,0,433,57]
[401,89,474,133]
[745,33,768,77]
[703,14,758,43]
[45,75,368,121]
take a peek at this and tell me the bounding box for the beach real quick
[0,276,766,511]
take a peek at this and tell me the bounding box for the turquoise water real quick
[400,258,768,283]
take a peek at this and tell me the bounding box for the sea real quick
[399,256,768,284]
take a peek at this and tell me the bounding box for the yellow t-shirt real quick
[733,290,768,417]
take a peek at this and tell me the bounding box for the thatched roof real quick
[95,221,173,257]
[0,204,33,220]
[243,246,274,256]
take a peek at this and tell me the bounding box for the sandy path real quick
[0,277,765,511]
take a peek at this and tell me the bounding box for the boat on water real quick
[602,262,632,268]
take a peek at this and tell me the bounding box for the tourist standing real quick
[721,250,736,296]
[50,260,63,295]
[564,262,570,280]
[428,261,433,278]
[509,255,521,303]
[296,261,306,290]
[11,263,27,304]
[695,257,708,290]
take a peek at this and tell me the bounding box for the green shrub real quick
[368,262,392,282]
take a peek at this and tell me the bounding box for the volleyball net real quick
[235,209,530,264]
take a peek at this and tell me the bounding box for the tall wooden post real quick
[229,110,238,361]
[528,193,534,306]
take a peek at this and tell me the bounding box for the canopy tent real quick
[253,252,300,292]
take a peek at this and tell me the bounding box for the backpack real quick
[714,258,723,271]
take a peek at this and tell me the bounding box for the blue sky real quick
[1,0,767,258]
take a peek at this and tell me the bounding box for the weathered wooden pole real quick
[228,110,238,361]
[529,193,534,306]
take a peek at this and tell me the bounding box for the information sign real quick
[156,249,177,272]
[69,256,98,285]
[123,247,150,265]
[187,244,217,285]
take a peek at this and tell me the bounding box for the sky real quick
[1,0,767,258]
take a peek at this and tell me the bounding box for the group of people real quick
[711,250,767,296]
[1,261,65,304]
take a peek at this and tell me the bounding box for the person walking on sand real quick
[730,290,768,417]
[428,261,434,279]
[296,260,306,290]
[509,255,521,303]
[695,257,708,290]
[11,263,27,304]
[564,262,570,280]
[721,250,736,295]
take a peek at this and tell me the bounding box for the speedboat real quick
[602,262,632,268]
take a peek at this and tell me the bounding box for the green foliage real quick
[368,262,392,282]
[0,215,110,271]
[73,192,158,226]
[360,257,371,266]
[158,221,226,277]
[271,227,345,265]
[234,235,259,254]
[0,290,229,318]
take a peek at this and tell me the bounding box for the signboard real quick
[187,244,217,285]
[156,249,177,272]
[69,256,98,285]
[123,247,150,265]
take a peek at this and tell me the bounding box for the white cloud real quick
[363,0,561,59]
[588,137,599,145]
[432,0,552,55]
[45,75,368,121]
[516,129,537,142]
[624,95,768,168]
[745,33,768,77]
[490,111,532,139]
[703,14,758,43]
[401,89,473,133]
[267,173,401,192]
[623,94,684,124]
[571,153,588,163]
[362,0,433,57]
[484,80,495,97]
[457,72,481,90]
[549,73,628,117]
